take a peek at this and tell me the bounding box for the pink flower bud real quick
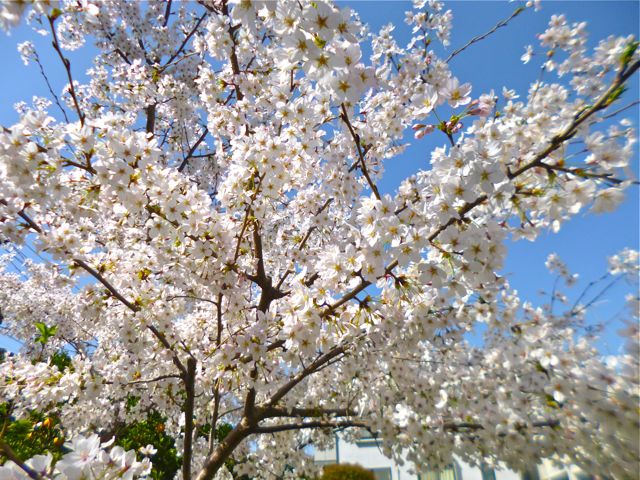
[414,124,435,139]
[469,103,492,117]
[450,122,463,133]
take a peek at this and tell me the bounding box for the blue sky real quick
[0,1,638,354]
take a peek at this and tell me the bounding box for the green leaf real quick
[313,34,327,49]
[620,40,639,67]
[35,323,57,345]
[50,351,72,372]
[49,8,63,21]
[35,322,47,337]
[147,204,162,215]
[137,268,152,281]
[545,393,560,409]
[605,85,627,106]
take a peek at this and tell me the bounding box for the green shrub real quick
[114,411,181,480]
[320,463,376,480]
[0,404,65,464]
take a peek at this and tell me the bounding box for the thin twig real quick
[33,51,69,123]
[163,12,208,70]
[446,6,526,63]
[48,16,85,125]
[602,99,640,119]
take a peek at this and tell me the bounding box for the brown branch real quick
[340,104,381,200]
[208,293,225,453]
[508,59,640,180]
[163,0,172,28]
[266,343,349,407]
[321,260,398,317]
[252,223,267,285]
[261,407,352,419]
[145,104,156,135]
[0,440,41,479]
[63,158,96,174]
[123,374,181,385]
[195,418,253,480]
[254,420,368,434]
[182,358,197,480]
[178,127,209,172]
[442,419,559,432]
[167,295,219,305]
[33,50,69,123]
[71,258,188,375]
[538,162,629,185]
[72,258,138,312]
[208,296,224,453]
[276,198,334,290]
[221,2,244,101]
[298,198,333,252]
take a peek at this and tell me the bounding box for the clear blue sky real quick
[0,1,638,354]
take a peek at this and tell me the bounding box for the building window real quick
[419,463,461,480]
[481,464,496,480]
[370,468,392,480]
[355,432,381,447]
[521,468,540,480]
[574,474,594,480]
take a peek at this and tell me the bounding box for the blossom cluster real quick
[0,0,638,479]
[0,434,152,480]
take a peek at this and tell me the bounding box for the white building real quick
[314,434,592,480]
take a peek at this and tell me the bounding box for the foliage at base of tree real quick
[320,463,376,480]
[0,404,64,464]
[114,410,181,480]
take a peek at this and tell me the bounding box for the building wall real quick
[314,435,524,480]
[335,438,415,480]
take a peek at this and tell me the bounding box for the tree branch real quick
[145,104,156,135]
[340,104,381,200]
[182,357,197,480]
[254,420,368,435]
[508,59,640,180]
[162,0,172,28]
[221,2,244,102]
[266,343,350,407]
[178,127,209,172]
[261,407,353,419]
[195,418,253,480]
[0,440,41,480]
[72,258,139,312]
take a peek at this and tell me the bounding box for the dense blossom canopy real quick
[0,1,638,479]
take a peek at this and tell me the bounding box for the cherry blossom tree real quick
[0,1,638,479]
